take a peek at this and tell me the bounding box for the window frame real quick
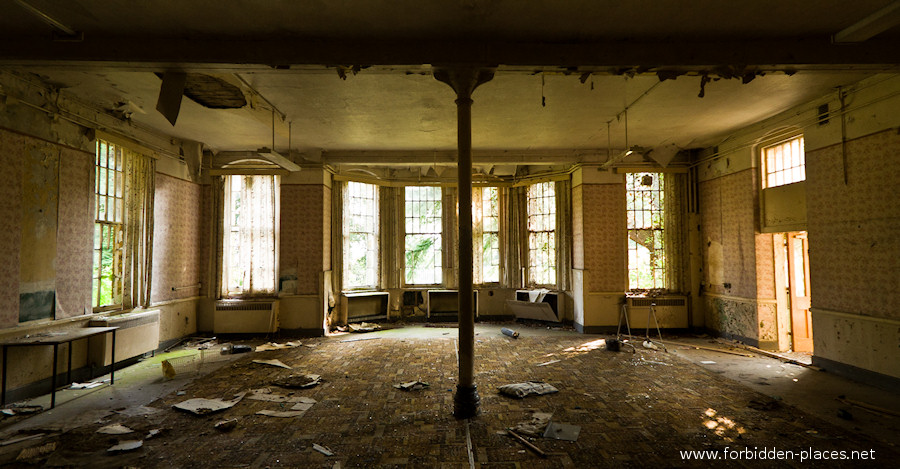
[474,186,501,285]
[403,185,443,286]
[342,181,380,290]
[626,172,667,290]
[92,140,126,311]
[221,174,279,298]
[760,135,805,189]
[526,181,557,287]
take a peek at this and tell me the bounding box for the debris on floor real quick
[506,429,547,458]
[348,322,381,333]
[221,344,252,354]
[248,388,300,403]
[313,443,335,456]
[255,341,303,351]
[96,423,134,434]
[69,381,103,389]
[642,340,660,350]
[837,408,854,420]
[543,422,581,441]
[15,442,56,461]
[107,440,143,453]
[512,412,552,437]
[252,358,292,369]
[536,359,560,366]
[501,327,520,338]
[498,381,559,399]
[145,429,162,439]
[115,405,161,417]
[836,395,900,418]
[393,380,429,391]
[340,336,381,343]
[1,433,46,447]
[257,409,307,418]
[215,418,238,431]
[173,392,247,415]
[273,374,322,389]
[1,404,43,415]
[699,360,717,365]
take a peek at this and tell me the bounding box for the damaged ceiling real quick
[0,1,898,161]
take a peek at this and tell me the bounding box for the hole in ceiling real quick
[155,73,246,109]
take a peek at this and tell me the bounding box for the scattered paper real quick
[107,440,143,453]
[145,429,162,439]
[256,341,303,351]
[393,381,429,391]
[700,360,717,365]
[173,392,246,415]
[536,360,560,367]
[252,359,292,369]
[69,381,103,389]
[97,424,134,435]
[498,381,559,399]
[313,443,335,456]
[348,322,381,333]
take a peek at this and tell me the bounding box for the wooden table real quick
[0,326,118,409]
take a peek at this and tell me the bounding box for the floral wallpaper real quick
[56,146,94,318]
[806,128,900,319]
[0,130,24,326]
[581,183,626,292]
[152,173,203,303]
[280,184,324,295]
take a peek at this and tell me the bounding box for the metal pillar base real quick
[453,384,481,419]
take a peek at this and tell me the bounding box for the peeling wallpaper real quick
[581,184,626,292]
[0,128,93,326]
[572,184,584,270]
[280,184,324,295]
[0,130,24,326]
[806,128,900,319]
[151,174,203,303]
[199,184,213,298]
[56,145,94,318]
[699,169,762,299]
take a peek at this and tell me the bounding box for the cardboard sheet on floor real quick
[173,392,246,415]
[543,422,581,441]
[505,300,557,322]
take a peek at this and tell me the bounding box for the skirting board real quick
[812,356,900,392]
[278,327,325,338]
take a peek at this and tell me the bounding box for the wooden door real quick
[788,232,813,352]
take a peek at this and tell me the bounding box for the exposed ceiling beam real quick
[0,38,899,69]
[833,1,900,43]
[320,150,614,165]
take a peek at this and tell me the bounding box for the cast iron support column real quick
[434,66,494,419]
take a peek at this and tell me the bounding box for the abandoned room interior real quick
[0,1,898,467]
